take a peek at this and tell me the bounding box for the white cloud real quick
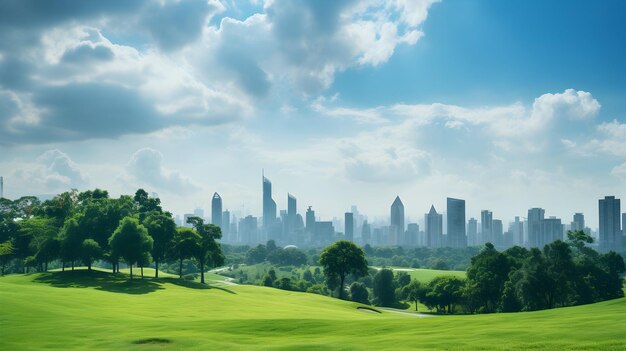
[611,162,626,178]
[126,148,200,194]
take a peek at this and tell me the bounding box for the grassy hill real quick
[379,267,466,283]
[1,270,625,350]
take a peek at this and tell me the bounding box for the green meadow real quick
[1,270,625,350]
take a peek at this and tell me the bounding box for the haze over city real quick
[1,0,625,229]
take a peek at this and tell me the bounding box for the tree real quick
[425,276,465,313]
[0,241,13,275]
[246,244,267,264]
[80,239,102,271]
[169,227,201,278]
[319,240,368,300]
[36,238,60,271]
[402,280,425,311]
[186,216,225,284]
[60,217,85,270]
[465,243,512,312]
[109,217,153,280]
[373,268,396,307]
[350,282,369,304]
[142,212,176,278]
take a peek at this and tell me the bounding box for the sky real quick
[1,0,625,229]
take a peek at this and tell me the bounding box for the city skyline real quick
[0,1,625,229]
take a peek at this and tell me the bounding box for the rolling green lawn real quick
[381,267,466,283]
[1,270,625,350]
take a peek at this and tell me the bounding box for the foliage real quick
[319,240,368,300]
[109,217,153,280]
[373,268,396,307]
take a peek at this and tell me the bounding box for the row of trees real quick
[0,189,224,282]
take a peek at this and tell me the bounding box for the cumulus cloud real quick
[126,148,200,194]
[578,120,626,157]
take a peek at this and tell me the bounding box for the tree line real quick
[0,189,224,282]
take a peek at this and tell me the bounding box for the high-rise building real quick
[571,213,585,231]
[540,217,562,247]
[286,193,297,242]
[493,219,503,246]
[447,197,466,248]
[390,196,405,245]
[211,192,222,228]
[0,176,4,199]
[345,212,354,241]
[480,210,493,244]
[527,208,545,247]
[425,205,443,248]
[305,206,315,233]
[361,220,371,245]
[511,216,524,246]
[239,215,258,244]
[467,218,478,246]
[222,210,230,239]
[262,174,277,229]
[194,208,205,219]
[599,196,621,252]
[406,223,419,246]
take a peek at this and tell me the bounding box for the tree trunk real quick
[130,264,133,280]
[200,259,205,284]
[62,261,65,272]
[415,301,418,311]
[88,262,91,271]
[71,261,74,270]
[141,265,144,279]
[155,260,159,279]
[179,257,183,278]
[339,274,345,300]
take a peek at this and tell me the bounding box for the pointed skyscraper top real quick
[392,195,403,206]
[429,205,438,214]
[213,192,221,199]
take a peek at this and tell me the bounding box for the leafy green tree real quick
[60,218,86,270]
[0,241,13,275]
[350,282,370,304]
[109,217,153,280]
[186,216,225,284]
[169,227,201,278]
[466,243,512,312]
[373,268,396,307]
[276,277,292,290]
[319,240,368,300]
[36,238,60,271]
[81,239,102,271]
[402,280,425,311]
[142,212,176,278]
[261,268,277,287]
[425,276,465,313]
[246,244,267,264]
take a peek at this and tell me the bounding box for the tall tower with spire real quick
[211,192,222,229]
[262,172,277,229]
[390,195,405,234]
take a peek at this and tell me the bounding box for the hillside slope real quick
[1,271,624,350]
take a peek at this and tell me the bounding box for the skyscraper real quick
[447,197,466,248]
[211,192,222,228]
[390,196,405,243]
[0,176,3,199]
[306,206,315,233]
[344,212,354,241]
[480,210,493,244]
[222,210,230,239]
[467,218,478,246]
[540,217,562,247]
[527,208,545,247]
[492,219,503,246]
[425,205,443,248]
[262,174,277,229]
[286,193,297,242]
[599,196,621,252]
[571,213,585,231]
[511,216,524,246]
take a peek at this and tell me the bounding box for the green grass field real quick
[380,267,466,283]
[1,270,625,350]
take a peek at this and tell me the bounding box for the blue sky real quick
[0,0,625,229]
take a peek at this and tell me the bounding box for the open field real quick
[378,267,466,283]
[1,270,625,350]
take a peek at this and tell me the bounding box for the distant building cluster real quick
[173,173,625,252]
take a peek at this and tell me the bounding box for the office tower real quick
[406,223,419,246]
[527,208,545,247]
[599,196,621,252]
[239,215,258,244]
[425,205,443,248]
[387,196,404,245]
[540,217,562,247]
[493,219,503,246]
[306,206,315,233]
[345,212,354,241]
[288,194,297,223]
[0,176,3,199]
[262,173,277,228]
[315,221,334,245]
[211,192,222,228]
[361,220,371,245]
[480,210,493,244]
[511,216,524,246]
[467,218,478,246]
[447,197,466,248]
[571,213,585,231]
[222,210,230,239]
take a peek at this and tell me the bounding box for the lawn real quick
[1,270,625,350]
